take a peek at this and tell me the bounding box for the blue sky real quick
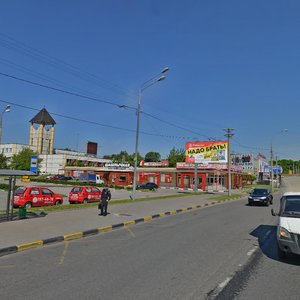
[0,1,299,159]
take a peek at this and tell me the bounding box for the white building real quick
[39,149,111,175]
[0,143,35,159]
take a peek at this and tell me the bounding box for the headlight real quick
[260,197,267,200]
[278,226,292,240]
[248,196,253,199]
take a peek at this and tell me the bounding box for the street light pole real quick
[131,68,169,200]
[0,105,11,145]
[270,129,288,192]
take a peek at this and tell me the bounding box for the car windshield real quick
[283,197,300,217]
[252,189,268,195]
[15,187,27,195]
[71,187,83,193]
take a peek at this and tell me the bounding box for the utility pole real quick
[270,144,273,192]
[224,128,234,196]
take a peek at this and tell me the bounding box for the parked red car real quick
[68,186,102,204]
[13,186,63,208]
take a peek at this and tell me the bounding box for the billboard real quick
[232,154,254,170]
[86,141,98,155]
[185,141,228,164]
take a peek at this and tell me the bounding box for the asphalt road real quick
[0,180,283,299]
[215,176,300,300]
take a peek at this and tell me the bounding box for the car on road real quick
[68,186,102,204]
[138,182,158,191]
[272,192,300,258]
[248,188,273,206]
[13,186,63,208]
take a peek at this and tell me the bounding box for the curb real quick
[0,197,244,258]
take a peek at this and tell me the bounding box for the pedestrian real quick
[99,188,111,216]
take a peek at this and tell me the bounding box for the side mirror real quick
[271,208,277,216]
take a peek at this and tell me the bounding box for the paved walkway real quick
[0,193,246,256]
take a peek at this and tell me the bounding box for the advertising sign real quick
[86,141,98,155]
[30,156,38,174]
[185,141,228,164]
[232,154,254,170]
[139,160,169,167]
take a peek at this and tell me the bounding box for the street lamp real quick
[270,129,288,192]
[131,67,169,200]
[0,105,11,145]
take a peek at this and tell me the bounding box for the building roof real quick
[30,108,56,125]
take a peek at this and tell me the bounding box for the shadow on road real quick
[250,224,300,266]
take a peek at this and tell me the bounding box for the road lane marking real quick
[125,227,135,238]
[59,242,69,265]
[218,276,232,289]
[247,247,258,256]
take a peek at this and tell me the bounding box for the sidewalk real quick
[0,193,245,256]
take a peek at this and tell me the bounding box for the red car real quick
[13,186,63,208]
[69,186,102,204]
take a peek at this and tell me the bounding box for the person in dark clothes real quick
[100,188,111,216]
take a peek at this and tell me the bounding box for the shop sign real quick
[139,160,169,167]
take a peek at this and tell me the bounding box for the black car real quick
[248,188,273,206]
[138,182,158,191]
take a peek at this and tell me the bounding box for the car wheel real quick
[266,202,269,207]
[55,200,61,206]
[248,202,252,206]
[25,202,32,209]
[83,199,88,204]
[277,244,287,259]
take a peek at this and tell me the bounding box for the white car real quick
[272,192,300,258]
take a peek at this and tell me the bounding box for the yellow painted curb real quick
[170,210,177,215]
[17,240,43,251]
[159,213,166,217]
[64,232,83,241]
[98,225,113,232]
[123,220,135,226]
[143,216,152,222]
[181,208,188,212]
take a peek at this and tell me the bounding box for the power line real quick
[0,71,225,141]
[0,99,202,140]
[0,71,136,110]
[0,33,134,98]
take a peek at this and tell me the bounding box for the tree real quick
[10,148,37,170]
[145,151,161,162]
[167,147,185,167]
[0,153,8,169]
[103,150,144,166]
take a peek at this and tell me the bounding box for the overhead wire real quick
[0,71,220,141]
[0,98,208,140]
[0,33,134,98]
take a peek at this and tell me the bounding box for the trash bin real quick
[18,207,27,219]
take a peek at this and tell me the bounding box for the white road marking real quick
[247,247,258,256]
[218,276,232,289]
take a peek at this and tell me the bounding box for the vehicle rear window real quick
[252,189,268,195]
[71,187,83,193]
[15,187,27,195]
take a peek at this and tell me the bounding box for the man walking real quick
[100,188,111,216]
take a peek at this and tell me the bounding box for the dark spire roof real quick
[30,108,56,125]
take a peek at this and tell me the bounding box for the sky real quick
[0,0,299,160]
